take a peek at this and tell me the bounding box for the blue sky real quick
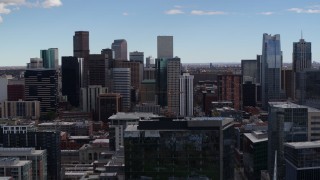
[0,0,320,66]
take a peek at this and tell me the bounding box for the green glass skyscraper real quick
[40,48,59,69]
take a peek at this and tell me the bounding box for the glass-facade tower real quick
[293,38,312,100]
[40,48,59,69]
[261,34,283,109]
[268,102,308,180]
[155,58,168,107]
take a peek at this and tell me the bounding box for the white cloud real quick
[42,0,62,8]
[122,12,128,16]
[259,12,274,15]
[0,15,3,23]
[165,9,184,15]
[174,5,182,9]
[191,10,226,15]
[0,3,11,14]
[0,0,62,23]
[288,7,320,14]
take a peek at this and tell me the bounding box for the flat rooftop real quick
[244,132,268,143]
[285,141,320,149]
[270,102,320,112]
[108,112,160,120]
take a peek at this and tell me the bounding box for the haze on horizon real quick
[0,0,320,66]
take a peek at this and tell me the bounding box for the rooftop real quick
[108,112,160,120]
[270,102,320,112]
[244,132,268,143]
[0,147,45,155]
[285,141,320,149]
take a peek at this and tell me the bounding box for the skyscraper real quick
[40,48,59,69]
[261,34,283,109]
[179,73,194,117]
[293,38,312,73]
[88,54,108,87]
[73,31,90,87]
[114,60,143,90]
[62,56,81,107]
[293,38,312,100]
[157,36,173,59]
[81,85,107,113]
[241,59,258,83]
[112,68,131,111]
[167,58,181,115]
[129,51,144,64]
[268,102,308,180]
[24,69,58,117]
[155,58,168,106]
[146,56,155,68]
[111,39,127,60]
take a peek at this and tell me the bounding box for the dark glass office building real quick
[284,141,320,180]
[268,102,308,180]
[62,56,80,107]
[155,58,168,107]
[261,34,283,109]
[124,117,235,179]
[24,69,58,117]
[296,70,320,109]
[2,126,61,180]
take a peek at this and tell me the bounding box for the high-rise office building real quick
[40,48,59,69]
[2,127,61,180]
[62,56,81,107]
[140,80,156,103]
[101,48,115,91]
[101,48,114,60]
[96,93,122,122]
[88,54,109,87]
[241,59,258,83]
[179,73,194,117]
[114,60,143,90]
[27,58,43,69]
[296,70,320,108]
[293,38,312,100]
[281,69,294,99]
[242,82,256,107]
[124,117,235,179]
[112,68,131,111]
[146,56,155,68]
[243,131,268,180]
[81,85,107,113]
[0,75,12,103]
[217,74,242,110]
[24,69,58,117]
[155,58,168,106]
[129,51,144,64]
[111,39,127,60]
[284,141,320,180]
[268,102,308,180]
[157,36,173,59]
[73,31,90,87]
[143,67,155,80]
[261,34,283,109]
[293,38,312,73]
[167,57,181,115]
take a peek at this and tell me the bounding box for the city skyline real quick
[1,0,320,66]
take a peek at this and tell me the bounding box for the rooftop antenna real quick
[301,30,303,40]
